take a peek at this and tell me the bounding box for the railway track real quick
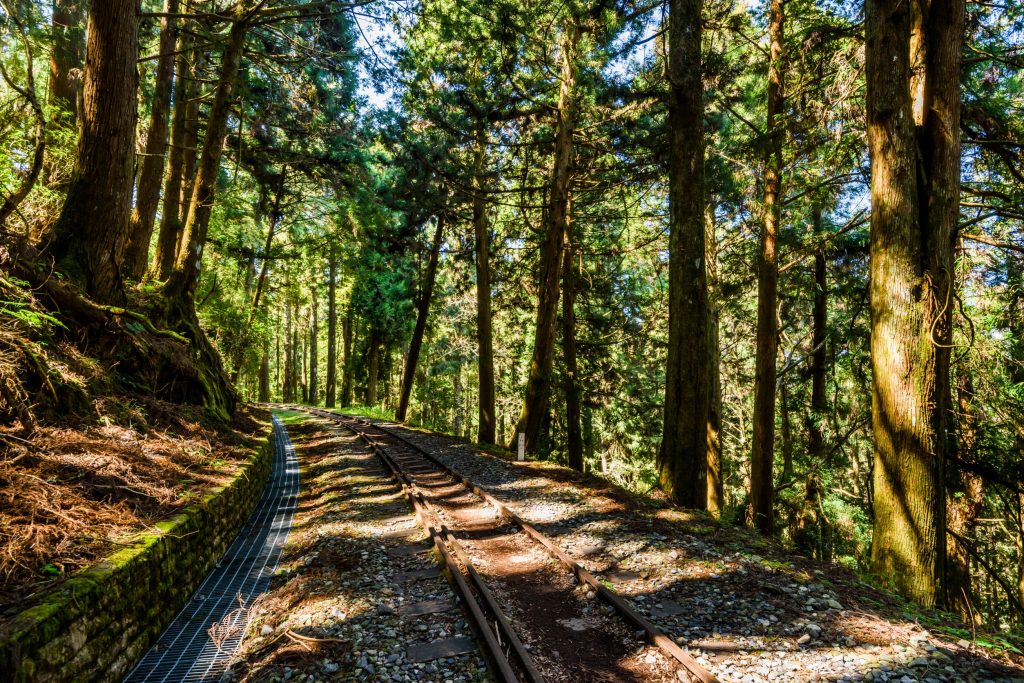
[297,407,719,683]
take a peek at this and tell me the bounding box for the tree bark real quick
[398,214,445,422]
[124,0,178,281]
[945,371,984,622]
[258,335,270,402]
[326,239,338,407]
[866,0,964,608]
[473,128,497,444]
[342,303,354,406]
[309,287,318,404]
[44,0,85,187]
[165,15,248,302]
[151,33,193,279]
[562,233,583,471]
[750,0,784,532]
[658,0,708,509]
[283,298,294,402]
[514,23,578,455]
[367,331,382,406]
[49,0,139,304]
[808,205,827,463]
[706,204,724,516]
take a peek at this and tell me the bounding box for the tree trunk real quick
[283,299,294,403]
[706,204,724,516]
[866,0,963,608]
[750,0,784,533]
[44,0,85,187]
[473,128,497,444]
[514,23,578,455]
[945,371,984,622]
[809,205,827,462]
[780,382,793,482]
[124,0,178,281]
[658,0,708,509]
[398,214,445,422]
[258,336,270,402]
[151,34,193,279]
[49,0,139,304]
[562,233,583,471]
[166,15,248,302]
[367,331,382,406]
[453,368,463,437]
[309,288,318,404]
[342,303,354,406]
[326,239,338,407]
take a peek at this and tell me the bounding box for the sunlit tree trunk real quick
[309,287,318,404]
[367,331,382,406]
[50,0,139,304]
[283,298,294,402]
[326,239,338,407]
[44,0,85,187]
[750,0,784,532]
[562,229,583,471]
[706,205,724,516]
[808,205,827,462]
[124,0,178,280]
[166,15,248,302]
[514,23,578,455]
[866,0,964,608]
[473,128,497,444]
[398,214,445,422]
[658,0,708,509]
[342,303,354,406]
[151,35,193,279]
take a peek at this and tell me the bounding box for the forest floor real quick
[0,399,270,618]
[214,410,1024,683]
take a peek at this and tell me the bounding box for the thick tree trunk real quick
[473,129,497,444]
[706,204,724,516]
[166,16,248,302]
[514,24,578,455]
[326,240,338,407]
[44,0,85,187]
[49,0,139,304]
[561,235,583,471]
[750,0,784,532]
[658,0,708,509]
[866,0,963,608]
[309,287,318,404]
[124,0,178,281]
[809,206,827,462]
[398,214,445,422]
[342,304,354,406]
[367,331,382,406]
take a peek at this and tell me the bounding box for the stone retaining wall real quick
[0,429,274,683]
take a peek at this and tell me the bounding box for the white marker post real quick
[517,433,525,462]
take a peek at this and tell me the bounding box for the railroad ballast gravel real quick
[371,419,1024,683]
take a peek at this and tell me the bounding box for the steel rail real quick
[325,410,720,683]
[306,408,543,683]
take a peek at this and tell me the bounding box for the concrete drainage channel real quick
[124,415,300,682]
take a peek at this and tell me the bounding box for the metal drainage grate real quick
[123,416,299,682]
